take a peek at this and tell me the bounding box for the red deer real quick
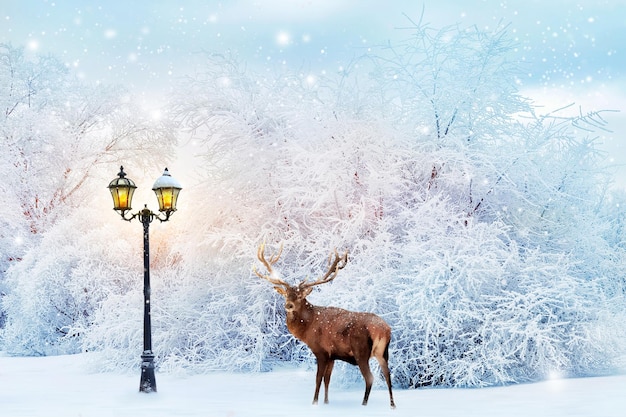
[254,242,396,409]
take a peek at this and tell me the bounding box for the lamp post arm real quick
[117,210,140,223]
[154,210,173,223]
[116,206,173,223]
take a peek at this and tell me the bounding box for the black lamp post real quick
[108,166,182,393]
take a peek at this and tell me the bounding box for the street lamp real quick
[108,166,182,393]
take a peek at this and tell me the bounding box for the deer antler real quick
[300,249,348,289]
[254,241,290,289]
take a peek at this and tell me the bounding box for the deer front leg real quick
[313,356,330,405]
[322,360,334,404]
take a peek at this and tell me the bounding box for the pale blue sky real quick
[2,0,625,186]
[2,1,624,89]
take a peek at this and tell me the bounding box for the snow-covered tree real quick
[127,20,624,386]
[0,44,175,238]
[0,44,177,351]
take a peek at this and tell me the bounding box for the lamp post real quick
[108,166,182,393]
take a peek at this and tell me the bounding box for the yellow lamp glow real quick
[108,166,137,211]
[118,191,129,209]
[162,190,173,210]
[152,168,182,212]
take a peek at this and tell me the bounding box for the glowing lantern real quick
[152,168,182,212]
[108,166,137,212]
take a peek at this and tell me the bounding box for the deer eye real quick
[285,302,295,310]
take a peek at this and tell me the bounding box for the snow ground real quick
[0,354,624,417]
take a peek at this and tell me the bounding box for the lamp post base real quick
[139,351,157,393]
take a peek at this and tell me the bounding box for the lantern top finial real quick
[108,166,137,189]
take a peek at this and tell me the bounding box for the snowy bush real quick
[1,205,142,355]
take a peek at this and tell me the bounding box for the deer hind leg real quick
[313,356,331,405]
[374,343,396,409]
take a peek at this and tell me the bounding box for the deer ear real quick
[274,286,287,296]
[300,286,313,298]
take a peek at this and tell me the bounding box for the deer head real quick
[254,242,348,316]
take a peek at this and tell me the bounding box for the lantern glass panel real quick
[112,185,135,210]
[154,187,181,212]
